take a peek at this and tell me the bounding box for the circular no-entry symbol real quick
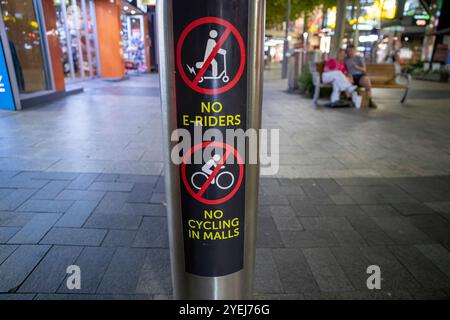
[176,17,246,95]
[181,141,244,205]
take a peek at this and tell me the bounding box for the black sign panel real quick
[173,0,248,277]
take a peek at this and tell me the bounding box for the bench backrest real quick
[366,64,396,85]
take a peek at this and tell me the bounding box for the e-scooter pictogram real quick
[186,29,230,84]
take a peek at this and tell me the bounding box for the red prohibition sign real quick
[176,17,246,95]
[181,141,244,205]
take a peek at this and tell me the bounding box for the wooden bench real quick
[310,62,411,106]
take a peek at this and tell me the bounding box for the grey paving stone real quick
[0,212,32,227]
[18,246,82,293]
[273,216,303,231]
[121,203,166,216]
[102,230,137,247]
[335,177,390,186]
[259,194,289,206]
[95,173,119,182]
[0,189,36,211]
[117,174,159,185]
[0,244,17,265]
[299,217,354,231]
[339,290,413,300]
[8,214,60,244]
[0,226,20,242]
[392,202,437,216]
[425,201,450,215]
[55,200,100,228]
[58,247,115,294]
[416,244,450,280]
[406,214,450,230]
[56,190,105,201]
[303,248,354,292]
[359,246,421,289]
[66,173,99,190]
[127,183,154,203]
[0,245,50,292]
[289,202,321,217]
[133,217,169,248]
[94,192,128,214]
[41,228,107,246]
[16,172,79,181]
[256,217,284,248]
[257,205,272,217]
[97,247,147,294]
[253,293,304,300]
[85,214,142,230]
[419,226,450,251]
[371,216,433,245]
[0,188,15,200]
[317,179,345,195]
[31,180,70,200]
[272,248,319,293]
[153,176,165,193]
[389,245,450,289]
[315,205,366,217]
[331,246,374,290]
[136,249,172,294]
[88,182,134,192]
[150,192,166,204]
[280,230,338,248]
[332,230,367,245]
[269,205,296,218]
[330,194,356,205]
[408,288,449,300]
[0,176,49,189]
[254,248,283,294]
[360,205,402,217]
[17,199,74,213]
[346,215,395,245]
[0,293,35,300]
[0,171,19,181]
[301,291,344,300]
[34,293,153,300]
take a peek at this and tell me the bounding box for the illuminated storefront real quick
[0,0,153,109]
[54,0,100,82]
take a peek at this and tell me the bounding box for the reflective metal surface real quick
[157,0,265,300]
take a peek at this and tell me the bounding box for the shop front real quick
[121,0,151,75]
[0,0,153,110]
[54,0,100,83]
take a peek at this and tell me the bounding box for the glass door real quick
[54,0,99,82]
[1,0,50,93]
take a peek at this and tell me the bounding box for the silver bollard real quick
[157,0,265,299]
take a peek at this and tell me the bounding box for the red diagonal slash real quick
[196,149,233,198]
[192,28,231,86]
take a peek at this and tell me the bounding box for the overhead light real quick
[123,6,129,10]
[131,10,136,14]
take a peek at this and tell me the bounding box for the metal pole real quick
[157,0,264,299]
[281,0,290,79]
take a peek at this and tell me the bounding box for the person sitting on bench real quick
[345,45,376,108]
[322,49,357,103]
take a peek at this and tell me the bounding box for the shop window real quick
[1,0,49,93]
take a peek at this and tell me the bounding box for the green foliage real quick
[266,0,337,28]
[297,71,333,98]
[297,71,314,97]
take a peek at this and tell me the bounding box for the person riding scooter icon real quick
[195,30,230,83]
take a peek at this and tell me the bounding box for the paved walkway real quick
[0,71,450,299]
